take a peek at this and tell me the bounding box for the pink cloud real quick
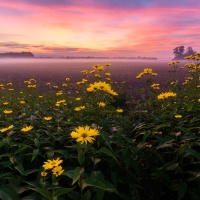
[0,1,200,58]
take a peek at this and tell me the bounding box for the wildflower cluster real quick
[157,92,177,100]
[168,60,179,65]
[136,68,157,79]
[42,158,64,177]
[24,78,37,88]
[184,52,200,60]
[86,81,118,96]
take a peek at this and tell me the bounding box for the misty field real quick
[0,59,188,91]
[0,57,199,200]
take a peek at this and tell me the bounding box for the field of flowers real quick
[0,54,199,200]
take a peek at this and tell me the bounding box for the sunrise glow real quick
[0,0,200,58]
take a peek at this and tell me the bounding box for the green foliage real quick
[0,56,200,199]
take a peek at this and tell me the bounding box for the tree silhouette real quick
[173,46,185,59]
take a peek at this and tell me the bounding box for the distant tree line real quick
[173,46,195,59]
[0,52,34,58]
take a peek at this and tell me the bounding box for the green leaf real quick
[28,187,51,199]
[31,149,39,162]
[187,102,195,111]
[77,147,85,165]
[96,188,104,200]
[100,131,112,150]
[72,167,84,185]
[0,185,20,200]
[84,178,116,192]
[62,170,74,179]
[156,136,174,150]
[15,164,27,176]
[185,148,200,160]
[163,161,179,170]
[98,147,118,164]
[153,124,170,130]
[53,187,75,198]
[0,153,11,159]
[14,146,29,155]
[0,173,12,178]
[178,182,187,200]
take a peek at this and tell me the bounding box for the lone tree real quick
[173,46,185,59]
[173,46,195,59]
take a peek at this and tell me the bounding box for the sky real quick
[0,0,200,58]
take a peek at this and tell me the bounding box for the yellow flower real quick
[46,82,51,86]
[81,70,88,74]
[66,78,70,81]
[96,65,105,71]
[104,63,112,67]
[95,74,101,78]
[76,97,81,101]
[71,126,99,145]
[62,83,67,87]
[93,64,101,69]
[157,92,177,100]
[3,110,13,114]
[105,72,111,76]
[39,96,43,98]
[8,88,14,91]
[0,125,14,133]
[0,128,9,133]
[116,109,123,113]
[74,106,85,111]
[27,85,36,88]
[98,102,106,107]
[74,107,81,111]
[52,166,64,177]
[3,102,9,105]
[43,158,63,170]
[175,114,182,118]
[56,91,63,96]
[21,125,33,132]
[41,171,48,177]
[53,86,58,89]
[151,83,160,90]
[8,125,14,129]
[44,117,52,121]
[20,101,25,104]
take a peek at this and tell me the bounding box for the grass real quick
[0,55,199,200]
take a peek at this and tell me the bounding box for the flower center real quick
[81,133,87,138]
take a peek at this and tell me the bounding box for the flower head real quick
[43,158,63,170]
[3,110,13,114]
[0,125,14,133]
[41,171,48,177]
[44,116,52,121]
[98,102,106,107]
[175,114,182,119]
[71,126,99,145]
[52,166,64,177]
[21,125,33,132]
[116,109,123,113]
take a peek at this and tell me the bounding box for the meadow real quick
[0,55,199,200]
